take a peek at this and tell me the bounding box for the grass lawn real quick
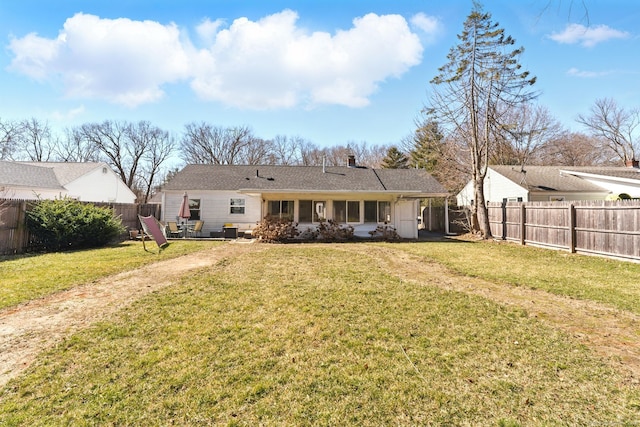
[391,239,640,315]
[1,245,639,425]
[0,240,222,310]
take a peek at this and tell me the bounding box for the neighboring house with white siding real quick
[161,160,449,239]
[0,161,136,203]
[456,165,614,206]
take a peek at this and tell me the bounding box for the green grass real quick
[0,240,222,310]
[391,239,640,315]
[1,246,638,425]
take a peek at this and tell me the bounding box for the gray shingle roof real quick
[490,165,609,193]
[560,166,640,181]
[20,162,104,185]
[164,164,449,196]
[0,161,63,189]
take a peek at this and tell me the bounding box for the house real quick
[456,165,640,206]
[0,161,137,203]
[161,161,449,239]
[560,167,640,198]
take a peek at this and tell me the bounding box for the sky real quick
[0,0,638,151]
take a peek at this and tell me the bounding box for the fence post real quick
[569,203,576,253]
[501,200,507,240]
[520,203,526,246]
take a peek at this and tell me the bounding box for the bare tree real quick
[54,127,101,162]
[493,104,563,166]
[181,123,256,165]
[0,119,22,160]
[270,135,305,165]
[14,118,54,161]
[427,2,537,238]
[298,140,322,166]
[538,131,616,166]
[241,137,273,165]
[76,120,174,200]
[79,121,133,186]
[130,121,176,203]
[577,98,639,165]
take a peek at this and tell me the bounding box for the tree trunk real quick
[474,176,492,239]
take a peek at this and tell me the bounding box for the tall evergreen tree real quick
[381,146,409,169]
[427,1,537,238]
[408,119,444,172]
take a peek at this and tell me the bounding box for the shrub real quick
[253,216,299,243]
[27,198,125,251]
[315,219,354,242]
[368,224,400,241]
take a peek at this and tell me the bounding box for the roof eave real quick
[561,169,640,185]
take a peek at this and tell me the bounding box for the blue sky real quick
[1,0,638,150]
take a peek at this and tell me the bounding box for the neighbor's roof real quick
[0,161,64,189]
[19,162,106,185]
[560,166,640,182]
[490,165,609,193]
[164,164,449,196]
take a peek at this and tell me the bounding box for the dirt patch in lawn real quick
[0,241,264,388]
[1,240,639,389]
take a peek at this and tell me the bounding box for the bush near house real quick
[314,219,354,241]
[252,216,300,242]
[254,217,358,242]
[27,198,125,251]
[368,224,400,240]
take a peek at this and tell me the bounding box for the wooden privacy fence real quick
[0,199,161,255]
[488,200,640,261]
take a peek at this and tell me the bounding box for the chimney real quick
[625,159,639,168]
[347,154,356,167]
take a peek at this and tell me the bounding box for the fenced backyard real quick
[488,200,640,261]
[0,199,161,255]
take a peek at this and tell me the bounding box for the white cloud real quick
[51,105,86,121]
[191,10,423,109]
[549,23,630,47]
[566,67,613,78]
[410,13,442,44]
[8,13,191,107]
[7,10,424,110]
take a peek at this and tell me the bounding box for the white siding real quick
[484,169,528,203]
[2,186,65,200]
[456,169,528,206]
[456,180,474,206]
[163,191,419,238]
[65,167,136,203]
[163,191,262,236]
[577,176,640,198]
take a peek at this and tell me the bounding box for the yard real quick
[0,238,639,425]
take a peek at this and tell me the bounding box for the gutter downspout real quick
[445,196,452,235]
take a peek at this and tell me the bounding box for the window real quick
[378,201,391,223]
[299,200,325,222]
[333,200,360,223]
[364,201,391,223]
[267,200,294,219]
[189,199,201,220]
[364,201,377,223]
[347,201,360,222]
[333,201,346,222]
[299,200,312,222]
[230,198,245,214]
